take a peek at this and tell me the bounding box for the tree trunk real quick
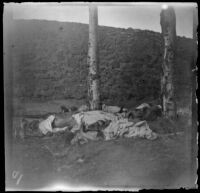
[190,6,198,187]
[87,5,101,110]
[160,6,177,119]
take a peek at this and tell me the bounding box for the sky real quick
[4,2,197,38]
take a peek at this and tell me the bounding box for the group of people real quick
[18,102,162,141]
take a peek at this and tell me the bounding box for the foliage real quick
[12,20,194,106]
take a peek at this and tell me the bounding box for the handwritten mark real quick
[12,170,23,185]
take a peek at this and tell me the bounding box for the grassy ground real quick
[6,99,195,190]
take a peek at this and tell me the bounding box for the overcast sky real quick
[5,2,197,38]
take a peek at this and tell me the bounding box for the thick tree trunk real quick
[160,6,177,119]
[87,5,101,110]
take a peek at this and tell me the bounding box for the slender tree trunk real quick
[87,5,101,110]
[190,6,198,187]
[160,6,177,119]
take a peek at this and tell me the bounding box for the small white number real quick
[12,170,23,185]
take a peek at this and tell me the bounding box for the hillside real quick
[11,19,194,107]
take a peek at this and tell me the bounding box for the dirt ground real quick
[6,99,195,190]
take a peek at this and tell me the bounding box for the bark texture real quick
[190,6,198,187]
[87,5,101,110]
[160,6,177,118]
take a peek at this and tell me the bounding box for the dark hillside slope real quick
[11,19,194,107]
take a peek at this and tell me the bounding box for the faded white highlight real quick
[36,181,141,191]
[162,4,168,10]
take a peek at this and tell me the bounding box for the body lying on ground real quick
[102,104,128,114]
[20,104,159,143]
[128,103,162,121]
[21,112,77,137]
[66,103,127,114]
[70,111,157,144]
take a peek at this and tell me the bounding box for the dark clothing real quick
[24,119,44,137]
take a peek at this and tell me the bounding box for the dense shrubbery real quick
[12,20,193,106]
